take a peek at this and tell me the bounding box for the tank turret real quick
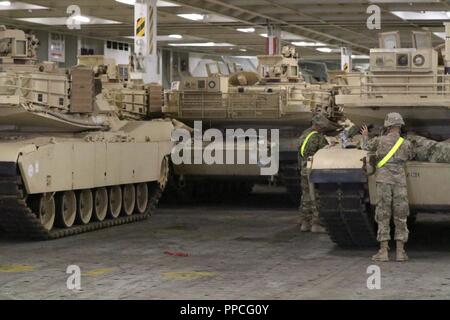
[76,55,164,120]
[335,24,450,140]
[0,50,165,132]
[0,62,116,132]
[164,45,336,122]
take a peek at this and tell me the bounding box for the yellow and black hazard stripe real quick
[136,17,146,37]
[343,63,349,72]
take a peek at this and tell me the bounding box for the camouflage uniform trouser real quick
[375,182,410,243]
[299,169,320,226]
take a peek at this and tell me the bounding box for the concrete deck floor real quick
[1,188,450,300]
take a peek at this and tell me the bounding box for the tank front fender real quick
[0,142,37,176]
[309,148,369,183]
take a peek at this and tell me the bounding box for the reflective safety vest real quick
[300,131,318,157]
[377,137,405,169]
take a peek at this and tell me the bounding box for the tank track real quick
[0,174,163,240]
[279,160,301,207]
[316,183,378,248]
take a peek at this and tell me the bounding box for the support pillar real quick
[265,23,281,55]
[341,47,352,73]
[133,0,159,83]
[444,22,450,74]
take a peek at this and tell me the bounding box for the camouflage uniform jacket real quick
[362,132,413,186]
[298,128,328,170]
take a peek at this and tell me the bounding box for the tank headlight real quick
[396,54,409,67]
[208,80,216,89]
[413,54,425,67]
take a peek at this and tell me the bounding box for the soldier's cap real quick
[311,113,329,128]
[384,112,405,128]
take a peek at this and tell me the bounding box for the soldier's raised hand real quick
[360,124,369,136]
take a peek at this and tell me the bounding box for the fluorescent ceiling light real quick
[260,32,306,40]
[128,35,203,41]
[281,32,307,41]
[237,27,255,33]
[240,48,247,52]
[115,0,180,6]
[168,42,234,47]
[371,0,439,3]
[169,34,183,39]
[316,47,334,53]
[0,1,47,10]
[16,17,121,25]
[177,13,205,21]
[292,41,326,47]
[157,0,180,6]
[391,11,450,20]
[177,13,236,23]
[352,55,370,59]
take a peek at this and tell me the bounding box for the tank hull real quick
[165,121,309,205]
[0,120,174,239]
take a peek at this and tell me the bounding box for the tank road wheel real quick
[56,191,77,228]
[38,194,56,231]
[77,190,93,225]
[108,186,122,219]
[122,184,136,216]
[135,183,149,214]
[93,188,108,222]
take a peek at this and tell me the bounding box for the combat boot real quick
[311,223,327,234]
[372,241,389,262]
[396,240,409,262]
[300,222,311,232]
[297,215,304,226]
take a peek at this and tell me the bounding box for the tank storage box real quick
[70,66,95,113]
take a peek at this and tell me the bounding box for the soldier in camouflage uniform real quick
[298,113,329,233]
[361,113,413,262]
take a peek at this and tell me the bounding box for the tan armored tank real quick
[164,45,338,203]
[309,24,450,248]
[0,27,173,240]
